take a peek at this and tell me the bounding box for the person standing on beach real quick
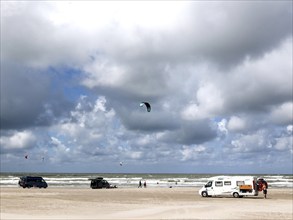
[144,181,147,188]
[138,180,142,188]
[263,187,267,199]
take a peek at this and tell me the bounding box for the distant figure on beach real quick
[138,180,142,188]
[263,187,267,199]
[144,181,147,188]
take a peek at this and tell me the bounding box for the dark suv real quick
[89,177,116,189]
[18,176,48,188]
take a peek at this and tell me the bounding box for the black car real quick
[89,177,117,189]
[18,176,48,188]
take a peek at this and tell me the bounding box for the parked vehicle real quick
[89,177,117,189]
[199,176,259,198]
[18,176,48,188]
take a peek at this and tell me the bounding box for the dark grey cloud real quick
[120,111,179,132]
[89,1,292,70]
[163,1,293,69]
[0,63,73,129]
[159,120,218,145]
[1,63,49,129]
[221,38,292,114]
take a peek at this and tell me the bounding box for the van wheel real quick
[201,191,208,197]
[233,192,240,198]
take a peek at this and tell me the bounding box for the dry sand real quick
[1,187,292,219]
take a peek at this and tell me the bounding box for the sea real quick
[0,173,292,189]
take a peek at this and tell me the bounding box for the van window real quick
[224,181,231,185]
[236,181,245,186]
[215,181,223,187]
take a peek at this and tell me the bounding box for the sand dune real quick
[1,187,292,219]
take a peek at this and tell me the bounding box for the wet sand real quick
[1,187,292,219]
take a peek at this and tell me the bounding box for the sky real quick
[1,1,292,174]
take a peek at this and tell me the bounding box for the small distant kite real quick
[140,102,151,112]
[120,162,123,166]
[24,155,28,159]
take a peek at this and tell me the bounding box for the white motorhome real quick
[199,176,259,198]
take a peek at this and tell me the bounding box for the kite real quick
[140,102,151,112]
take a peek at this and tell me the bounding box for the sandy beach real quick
[1,187,292,220]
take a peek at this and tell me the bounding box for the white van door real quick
[213,181,224,196]
[203,181,215,196]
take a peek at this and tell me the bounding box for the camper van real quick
[199,176,259,198]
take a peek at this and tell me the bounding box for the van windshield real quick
[205,181,213,187]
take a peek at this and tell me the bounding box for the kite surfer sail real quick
[140,102,151,112]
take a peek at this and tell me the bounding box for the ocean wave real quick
[1,173,292,188]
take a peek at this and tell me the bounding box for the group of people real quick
[138,180,147,188]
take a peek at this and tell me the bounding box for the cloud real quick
[184,1,292,68]
[0,130,36,153]
[227,131,271,155]
[120,111,179,132]
[1,63,49,129]
[0,63,74,129]
[180,145,207,161]
[274,136,292,152]
[227,116,247,132]
[270,102,293,125]
[2,1,291,69]
[181,82,224,120]
[158,120,218,145]
[221,38,292,113]
[1,2,92,68]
